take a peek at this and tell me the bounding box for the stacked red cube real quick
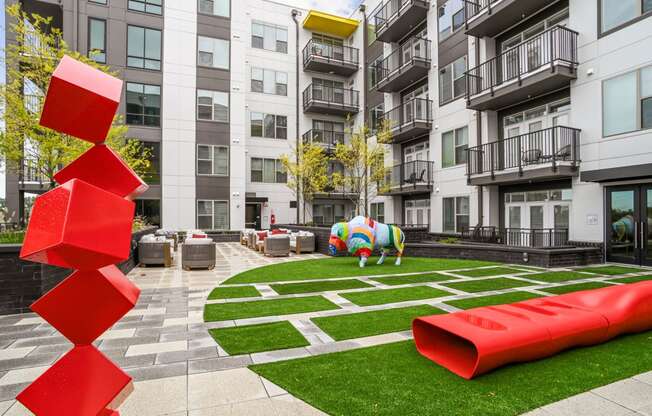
[17,55,148,416]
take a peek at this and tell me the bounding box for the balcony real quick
[302,129,349,153]
[303,40,359,77]
[371,0,429,44]
[466,126,580,186]
[314,183,360,200]
[462,226,570,248]
[381,160,434,196]
[382,98,432,143]
[374,36,431,93]
[463,0,554,38]
[465,26,578,111]
[303,84,360,116]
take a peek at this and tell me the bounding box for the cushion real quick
[271,229,288,235]
[257,231,269,241]
[192,234,208,239]
[185,238,214,245]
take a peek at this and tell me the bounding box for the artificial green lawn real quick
[608,275,652,284]
[223,257,496,284]
[445,291,541,310]
[204,296,340,321]
[311,305,444,341]
[542,282,613,295]
[251,333,652,416]
[271,279,372,295]
[575,266,647,275]
[371,273,451,286]
[451,267,527,278]
[525,271,592,283]
[339,286,452,307]
[442,278,533,293]
[207,286,261,300]
[208,321,309,355]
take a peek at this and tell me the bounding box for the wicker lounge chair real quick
[138,239,173,267]
[182,238,216,270]
[264,235,290,257]
[291,233,315,254]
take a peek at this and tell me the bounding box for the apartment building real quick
[6,0,652,266]
[365,0,652,266]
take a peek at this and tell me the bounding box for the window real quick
[126,82,161,127]
[251,68,287,96]
[443,196,469,233]
[438,0,464,42]
[603,65,652,136]
[198,36,229,70]
[88,18,106,63]
[197,145,228,176]
[251,22,288,53]
[313,203,345,225]
[135,199,161,227]
[250,113,287,139]
[128,0,162,14]
[140,141,161,184]
[442,126,468,168]
[127,25,161,70]
[197,89,229,122]
[370,104,384,132]
[439,56,466,104]
[199,0,230,17]
[369,55,383,89]
[370,202,385,223]
[197,200,229,230]
[89,0,107,4]
[251,158,286,183]
[601,0,652,34]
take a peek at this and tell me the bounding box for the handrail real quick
[461,226,570,248]
[371,0,429,33]
[381,98,432,131]
[465,26,578,98]
[384,160,434,191]
[302,39,359,67]
[372,36,431,86]
[466,126,580,177]
[302,129,349,148]
[303,84,360,109]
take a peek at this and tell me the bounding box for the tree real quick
[0,4,152,192]
[280,142,329,224]
[332,120,392,216]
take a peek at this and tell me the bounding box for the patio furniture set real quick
[138,229,216,270]
[241,228,316,257]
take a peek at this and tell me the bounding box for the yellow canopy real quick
[302,10,360,38]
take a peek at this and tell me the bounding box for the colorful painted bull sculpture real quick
[328,216,405,268]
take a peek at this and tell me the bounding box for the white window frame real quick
[442,126,468,168]
[250,112,288,139]
[439,55,466,105]
[197,144,229,176]
[251,21,288,53]
[198,0,230,17]
[251,68,288,96]
[250,157,286,184]
[197,200,229,230]
[197,89,229,122]
[443,196,469,233]
[197,35,230,70]
[603,64,652,137]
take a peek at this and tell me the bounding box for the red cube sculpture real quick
[55,144,149,199]
[39,55,122,143]
[17,346,133,416]
[20,178,135,270]
[31,265,140,345]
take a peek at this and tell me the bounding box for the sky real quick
[0,0,363,199]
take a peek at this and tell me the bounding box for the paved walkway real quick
[0,243,651,415]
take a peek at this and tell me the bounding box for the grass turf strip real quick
[442,278,533,293]
[541,282,613,295]
[311,305,444,341]
[451,267,529,278]
[575,266,648,275]
[338,286,451,307]
[207,286,261,300]
[445,291,541,310]
[371,273,451,286]
[271,279,372,295]
[251,333,652,416]
[224,257,496,284]
[204,296,339,322]
[608,275,652,284]
[208,321,309,355]
[524,271,591,283]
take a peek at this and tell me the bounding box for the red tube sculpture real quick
[16,55,146,415]
[413,281,652,379]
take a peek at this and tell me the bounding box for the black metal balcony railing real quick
[382,98,432,132]
[466,126,580,177]
[302,129,349,150]
[465,26,578,98]
[462,0,497,24]
[374,36,431,86]
[302,39,359,67]
[384,160,434,190]
[372,0,427,34]
[462,226,570,248]
[21,162,48,184]
[303,85,360,110]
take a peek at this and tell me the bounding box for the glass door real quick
[643,186,652,266]
[605,185,652,265]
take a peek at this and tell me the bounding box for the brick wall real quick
[0,228,157,316]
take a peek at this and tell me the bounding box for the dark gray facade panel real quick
[196,176,231,200]
[581,164,652,183]
[196,123,231,147]
[438,30,467,69]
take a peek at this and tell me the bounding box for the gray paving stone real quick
[0,353,59,372]
[98,336,159,350]
[29,343,73,356]
[592,378,652,411]
[125,362,188,382]
[111,354,157,369]
[0,330,54,343]
[541,392,637,416]
[306,341,361,356]
[155,347,218,364]
[187,355,252,374]
[0,325,39,336]
[8,336,69,348]
[0,383,29,402]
